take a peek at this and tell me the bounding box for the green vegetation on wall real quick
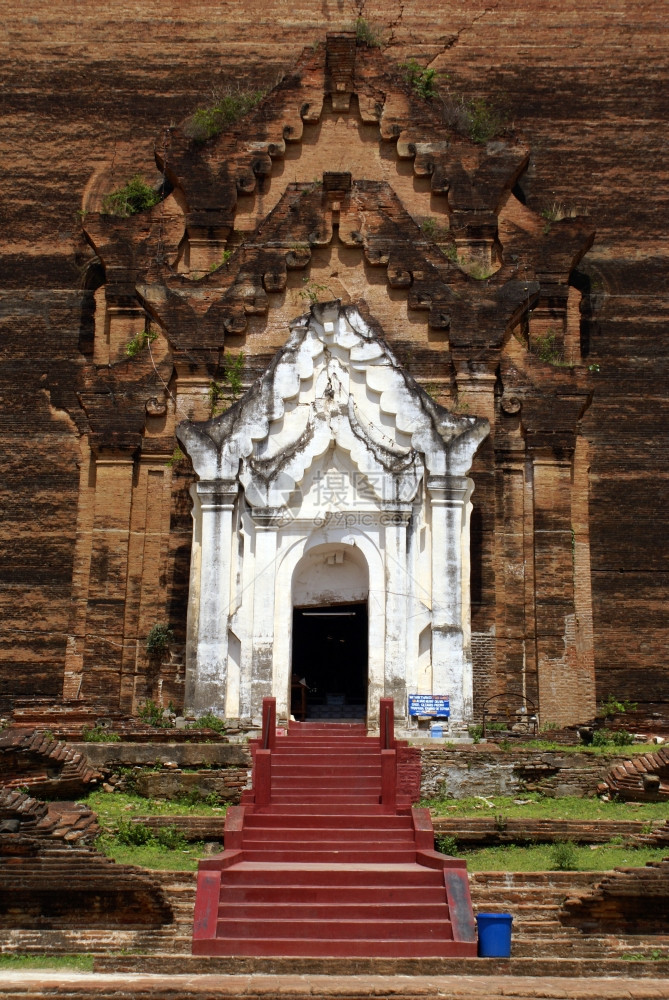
[102,175,161,217]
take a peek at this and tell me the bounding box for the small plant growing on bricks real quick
[102,175,161,217]
[401,59,439,100]
[188,712,227,734]
[209,249,233,271]
[299,279,333,304]
[145,624,174,656]
[223,352,244,399]
[125,327,157,359]
[209,353,245,415]
[355,17,381,47]
[138,699,172,728]
[600,694,638,717]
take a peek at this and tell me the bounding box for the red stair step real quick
[253,803,387,814]
[275,737,374,744]
[219,862,444,886]
[271,773,381,784]
[243,813,412,829]
[216,902,449,920]
[193,937,477,958]
[288,724,367,732]
[268,791,380,801]
[271,763,382,773]
[242,829,413,843]
[218,884,447,904]
[240,849,418,863]
[274,747,380,753]
[215,917,453,940]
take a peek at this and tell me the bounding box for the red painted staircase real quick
[192,698,477,957]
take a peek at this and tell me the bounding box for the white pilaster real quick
[190,479,237,714]
[250,517,280,721]
[383,510,411,709]
[428,475,472,722]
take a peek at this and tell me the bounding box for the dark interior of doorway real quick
[292,602,368,720]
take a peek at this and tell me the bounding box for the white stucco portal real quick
[177,302,489,725]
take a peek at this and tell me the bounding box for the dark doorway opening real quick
[291,602,368,720]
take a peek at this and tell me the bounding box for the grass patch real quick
[518,739,656,754]
[530,331,574,368]
[461,842,668,872]
[423,792,669,822]
[0,954,94,971]
[82,790,228,825]
[96,834,206,871]
[438,93,507,144]
[623,951,669,962]
[84,790,224,871]
[184,88,265,141]
[82,725,120,743]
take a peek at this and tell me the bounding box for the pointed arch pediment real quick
[177,302,489,509]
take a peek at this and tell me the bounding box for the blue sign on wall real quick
[408,694,450,718]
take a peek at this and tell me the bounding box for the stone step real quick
[469,902,561,916]
[470,871,601,887]
[91,953,669,978]
[512,937,669,958]
[433,817,654,845]
[470,887,571,905]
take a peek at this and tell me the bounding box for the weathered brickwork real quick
[420,745,640,800]
[0,3,667,719]
[562,859,669,934]
[0,728,102,798]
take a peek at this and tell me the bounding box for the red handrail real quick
[379,697,395,750]
[261,697,276,751]
[256,697,276,807]
[379,697,396,810]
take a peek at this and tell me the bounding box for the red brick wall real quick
[0,2,666,709]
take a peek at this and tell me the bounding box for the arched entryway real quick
[291,544,369,720]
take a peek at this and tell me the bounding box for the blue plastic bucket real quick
[476,912,513,957]
[430,724,443,738]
